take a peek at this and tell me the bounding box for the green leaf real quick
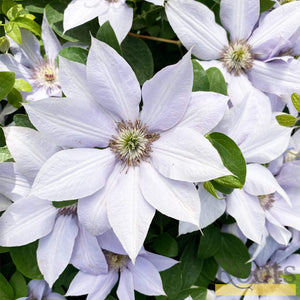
[181,238,203,289]
[291,93,300,112]
[59,47,88,65]
[175,287,207,300]
[13,17,41,36]
[0,247,10,253]
[159,264,182,298]
[214,233,251,278]
[14,78,32,92]
[52,199,78,208]
[152,233,178,257]
[203,181,223,199]
[206,67,227,95]
[0,274,14,300]
[96,21,122,56]
[211,180,233,194]
[198,225,222,259]
[121,36,154,85]
[0,146,13,162]
[13,114,35,129]
[9,271,27,299]
[10,241,43,279]
[0,36,10,53]
[281,274,300,297]
[192,60,209,92]
[0,72,15,100]
[260,0,275,12]
[22,0,50,13]
[207,132,247,187]
[4,22,21,44]
[276,114,297,127]
[6,4,22,20]
[7,88,23,108]
[2,0,16,15]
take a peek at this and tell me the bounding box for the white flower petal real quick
[165,0,228,60]
[24,97,116,148]
[107,165,155,263]
[140,162,200,226]
[87,37,140,121]
[220,0,259,41]
[177,91,229,134]
[0,197,57,247]
[226,189,265,244]
[140,251,178,272]
[4,126,61,183]
[141,51,193,132]
[31,148,116,201]
[37,214,79,287]
[0,195,12,212]
[116,269,134,300]
[151,127,231,182]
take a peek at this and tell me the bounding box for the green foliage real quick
[0,273,14,300]
[214,233,251,278]
[96,21,122,56]
[0,146,13,162]
[4,22,21,44]
[0,36,10,53]
[192,60,209,92]
[276,114,297,127]
[203,181,223,199]
[0,72,15,101]
[59,47,89,65]
[10,241,43,279]
[52,199,78,208]
[206,67,227,95]
[260,0,275,12]
[291,93,300,112]
[158,264,182,298]
[14,79,32,92]
[13,114,36,129]
[7,88,23,108]
[152,233,178,257]
[9,271,27,299]
[198,225,222,259]
[121,36,154,85]
[207,132,247,189]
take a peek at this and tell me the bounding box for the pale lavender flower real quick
[166,0,300,105]
[24,37,231,262]
[17,279,65,300]
[66,230,177,300]
[63,0,163,43]
[0,15,62,101]
[0,127,108,287]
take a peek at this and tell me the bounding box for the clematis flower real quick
[0,15,62,101]
[66,230,177,300]
[24,37,231,262]
[17,279,65,300]
[166,0,300,105]
[0,126,108,287]
[63,0,164,43]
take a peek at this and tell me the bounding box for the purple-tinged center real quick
[103,250,129,271]
[258,193,275,210]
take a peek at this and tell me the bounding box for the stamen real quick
[109,120,160,168]
[253,263,282,284]
[258,193,275,210]
[103,250,129,271]
[221,40,254,76]
[58,204,77,216]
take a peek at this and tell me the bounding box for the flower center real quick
[253,263,282,284]
[32,59,60,92]
[103,250,129,271]
[258,193,275,210]
[58,204,77,216]
[109,120,160,167]
[285,150,300,162]
[221,41,254,76]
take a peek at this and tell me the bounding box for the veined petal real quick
[87,37,140,122]
[37,214,79,287]
[220,0,259,41]
[276,161,300,188]
[130,256,165,296]
[249,1,300,59]
[97,229,127,255]
[24,97,116,148]
[140,162,200,226]
[116,269,134,300]
[107,165,155,263]
[98,4,133,43]
[141,51,193,132]
[248,59,300,96]
[176,91,229,134]
[165,0,228,60]
[28,280,49,300]
[0,197,57,247]
[4,126,61,183]
[0,163,31,201]
[226,189,265,244]
[31,148,116,201]
[71,224,108,274]
[42,14,61,60]
[58,56,92,100]
[151,127,231,182]
[78,189,111,236]
[63,0,108,32]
